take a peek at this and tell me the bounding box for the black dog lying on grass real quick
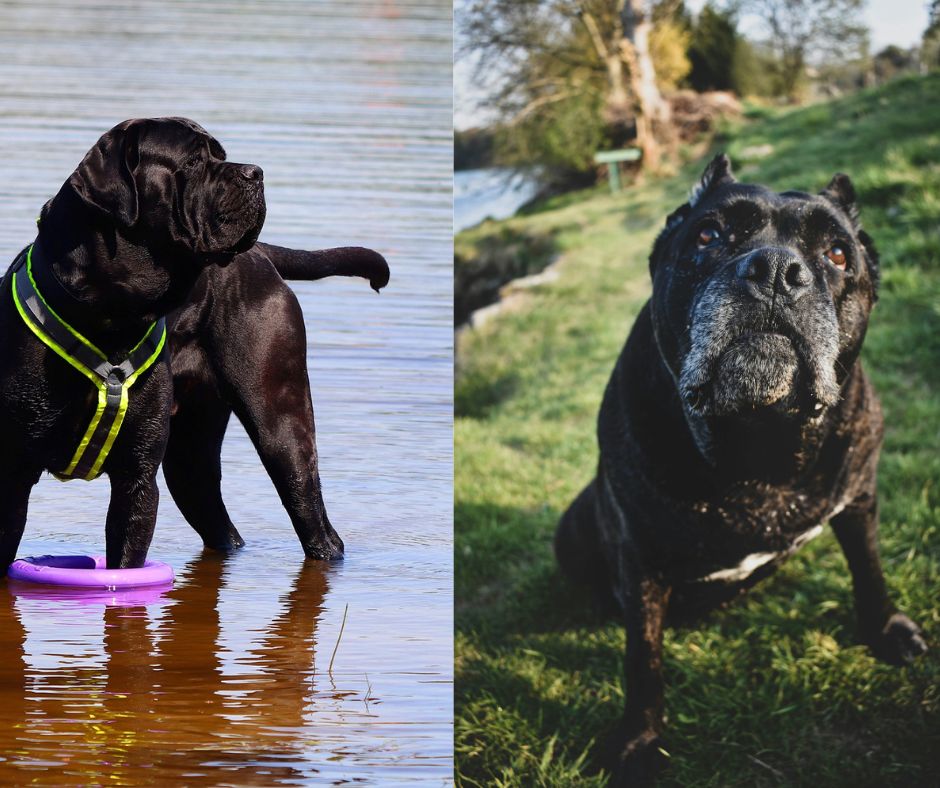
[0,117,387,571]
[555,154,927,785]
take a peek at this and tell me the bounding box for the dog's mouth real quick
[680,318,840,419]
[687,331,800,413]
[230,213,264,253]
[676,271,844,421]
[209,187,266,262]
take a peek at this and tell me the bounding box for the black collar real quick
[26,239,147,357]
[27,240,91,322]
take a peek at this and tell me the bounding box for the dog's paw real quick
[302,530,345,562]
[204,528,246,553]
[605,728,669,787]
[867,612,927,665]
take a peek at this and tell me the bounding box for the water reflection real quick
[0,557,381,784]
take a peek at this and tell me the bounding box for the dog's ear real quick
[820,173,860,226]
[858,228,881,301]
[37,198,53,226]
[689,153,735,208]
[662,153,737,231]
[69,119,143,228]
[821,174,878,297]
[649,202,692,273]
[649,154,735,272]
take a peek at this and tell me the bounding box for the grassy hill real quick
[455,74,940,786]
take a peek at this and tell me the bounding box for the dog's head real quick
[64,117,266,264]
[648,154,879,425]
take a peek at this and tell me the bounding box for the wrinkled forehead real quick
[695,183,855,240]
[137,118,227,161]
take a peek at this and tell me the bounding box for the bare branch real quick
[579,11,610,61]
[512,89,580,123]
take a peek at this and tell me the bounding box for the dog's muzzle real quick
[678,247,840,417]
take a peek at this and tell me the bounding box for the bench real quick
[593,147,641,193]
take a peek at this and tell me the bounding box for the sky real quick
[864,0,931,49]
[454,0,932,130]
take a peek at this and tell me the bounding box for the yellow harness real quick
[10,245,167,481]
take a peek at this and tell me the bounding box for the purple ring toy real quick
[8,555,173,589]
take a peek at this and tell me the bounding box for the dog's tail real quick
[261,242,390,292]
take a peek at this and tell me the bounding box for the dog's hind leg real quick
[216,286,344,562]
[228,382,343,561]
[164,393,245,552]
[555,476,619,615]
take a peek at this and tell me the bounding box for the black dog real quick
[0,117,387,571]
[0,117,266,570]
[555,155,927,785]
[164,241,388,561]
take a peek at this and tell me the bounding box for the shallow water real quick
[454,168,540,232]
[0,1,452,784]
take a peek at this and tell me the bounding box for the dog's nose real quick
[736,248,811,301]
[238,164,263,182]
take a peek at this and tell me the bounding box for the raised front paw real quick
[607,729,670,788]
[867,612,927,666]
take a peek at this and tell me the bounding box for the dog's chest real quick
[684,491,847,585]
[697,522,823,583]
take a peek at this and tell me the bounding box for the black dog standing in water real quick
[0,117,388,571]
[555,155,927,785]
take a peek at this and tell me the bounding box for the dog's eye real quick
[825,245,847,270]
[696,225,722,248]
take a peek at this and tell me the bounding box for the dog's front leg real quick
[610,573,672,787]
[831,495,927,664]
[0,466,40,574]
[105,470,159,569]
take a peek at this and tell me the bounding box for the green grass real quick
[455,74,940,787]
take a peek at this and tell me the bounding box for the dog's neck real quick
[691,407,835,483]
[622,309,854,493]
[33,186,201,356]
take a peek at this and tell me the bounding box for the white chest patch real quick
[699,524,825,583]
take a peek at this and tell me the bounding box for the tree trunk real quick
[581,9,632,143]
[604,51,632,125]
[780,46,806,102]
[620,0,674,171]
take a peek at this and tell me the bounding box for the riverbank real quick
[456,73,940,785]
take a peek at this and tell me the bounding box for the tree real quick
[619,0,677,168]
[459,0,683,173]
[687,5,738,92]
[871,45,916,82]
[924,0,940,70]
[738,0,869,100]
[455,128,496,171]
[649,17,692,91]
[684,5,776,97]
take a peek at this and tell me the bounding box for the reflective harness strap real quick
[10,245,167,481]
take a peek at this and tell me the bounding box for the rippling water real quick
[0,1,452,784]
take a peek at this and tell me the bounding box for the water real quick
[454,167,540,233]
[0,1,452,784]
